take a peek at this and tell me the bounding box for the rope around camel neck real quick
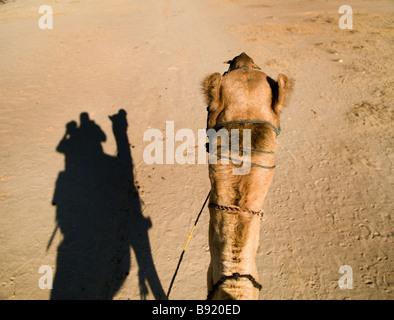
[207,272,262,300]
[209,203,264,218]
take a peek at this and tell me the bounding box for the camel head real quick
[224,52,261,72]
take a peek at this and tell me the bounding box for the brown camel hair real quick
[202,52,292,299]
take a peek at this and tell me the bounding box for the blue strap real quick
[222,66,250,76]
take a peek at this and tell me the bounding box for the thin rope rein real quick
[166,190,211,300]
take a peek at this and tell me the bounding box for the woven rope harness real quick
[208,118,280,171]
[209,203,264,218]
[208,117,280,218]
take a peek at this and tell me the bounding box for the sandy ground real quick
[1,0,393,300]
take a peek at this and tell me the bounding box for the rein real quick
[207,273,262,300]
[208,118,280,170]
[213,119,281,136]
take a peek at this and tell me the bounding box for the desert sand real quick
[0,0,393,300]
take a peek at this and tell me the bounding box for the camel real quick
[202,52,292,299]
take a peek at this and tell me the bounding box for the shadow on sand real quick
[49,110,164,300]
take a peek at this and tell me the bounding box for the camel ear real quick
[267,74,293,114]
[202,72,222,107]
[252,63,261,70]
[273,74,293,114]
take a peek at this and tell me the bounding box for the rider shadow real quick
[50,110,165,300]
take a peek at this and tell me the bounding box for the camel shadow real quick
[50,110,165,300]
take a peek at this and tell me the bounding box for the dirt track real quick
[1,0,393,299]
